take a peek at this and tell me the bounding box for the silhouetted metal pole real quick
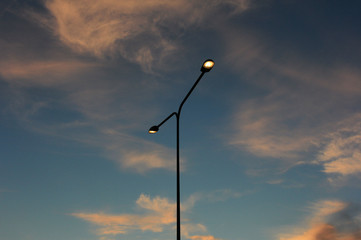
[148,59,214,240]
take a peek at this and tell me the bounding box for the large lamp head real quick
[148,126,159,134]
[201,59,215,72]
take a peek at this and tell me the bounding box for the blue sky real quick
[1,1,361,240]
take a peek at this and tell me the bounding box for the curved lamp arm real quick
[148,59,214,133]
[178,59,214,116]
[148,112,178,134]
[178,71,205,117]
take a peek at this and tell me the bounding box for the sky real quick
[1,0,361,240]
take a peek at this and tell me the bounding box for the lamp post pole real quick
[148,59,215,240]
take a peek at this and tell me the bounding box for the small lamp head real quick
[201,59,215,72]
[148,126,159,134]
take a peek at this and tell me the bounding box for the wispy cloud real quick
[0,0,252,174]
[223,20,361,95]
[182,223,225,240]
[37,0,250,73]
[72,192,226,239]
[72,194,175,235]
[224,27,361,183]
[267,179,284,185]
[0,59,97,86]
[188,235,224,240]
[184,189,242,207]
[316,114,361,183]
[0,36,176,173]
[230,91,361,182]
[0,59,176,173]
[229,90,320,160]
[278,200,361,240]
[100,131,176,172]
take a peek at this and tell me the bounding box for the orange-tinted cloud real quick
[229,94,318,160]
[280,224,337,240]
[278,200,361,240]
[230,86,361,182]
[40,0,249,72]
[223,18,361,183]
[72,194,176,235]
[0,55,177,173]
[188,235,223,240]
[72,193,225,239]
[317,115,361,178]
[99,130,177,173]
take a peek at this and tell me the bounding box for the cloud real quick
[271,63,361,96]
[317,115,361,178]
[30,119,178,172]
[267,179,284,185]
[278,200,361,240]
[182,223,225,240]
[0,0,252,174]
[223,9,361,96]
[38,0,250,72]
[230,92,361,181]
[72,194,175,235]
[179,189,242,217]
[0,59,97,86]
[0,62,176,173]
[222,10,361,181]
[280,224,338,240]
[182,223,207,237]
[121,151,175,172]
[101,132,177,172]
[228,85,330,174]
[188,235,224,240]
[229,92,319,160]
[309,200,347,222]
[72,193,225,239]
[225,33,361,179]
[0,39,175,173]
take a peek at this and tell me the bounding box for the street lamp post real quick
[148,59,215,240]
